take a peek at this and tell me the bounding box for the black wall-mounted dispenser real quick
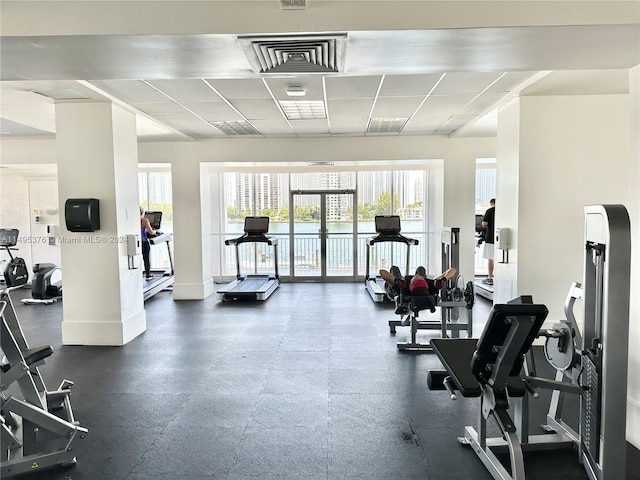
[65,198,100,232]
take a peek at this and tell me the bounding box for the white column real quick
[443,142,478,283]
[171,158,214,300]
[496,94,631,318]
[56,102,145,346]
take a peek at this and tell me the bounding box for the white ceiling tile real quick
[231,99,284,120]
[486,72,537,93]
[327,98,374,118]
[264,77,325,101]
[460,93,507,114]
[181,101,242,120]
[413,94,476,118]
[325,76,381,99]
[372,96,424,117]
[288,119,330,134]
[250,118,293,135]
[133,102,188,115]
[329,117,368,134]
[205,78,272,100]
[146,79,224,102]
[90,80,168,103]
[379,74,442,96]
[433,72,503,95]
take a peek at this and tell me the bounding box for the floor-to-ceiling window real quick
[216,167,433,282]
[138,169,173,270]
[475,158,496,277]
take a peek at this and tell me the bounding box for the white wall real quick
[0,171,31,269]
[497,92,636,448]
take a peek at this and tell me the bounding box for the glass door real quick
[290,190,357,281]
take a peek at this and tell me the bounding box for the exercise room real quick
[1,1,639,479]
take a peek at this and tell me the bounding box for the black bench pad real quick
[431,338,525,397]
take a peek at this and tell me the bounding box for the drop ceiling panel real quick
[379,74,443,96]
[133,102,189,115]
[206,78,272,100]
[460,93,507,115]
[402,115,452,132]
[145,79,224,102]
[249,119,292,135]
[230,99,284,120]
[413,94,477,118]
[327,98,374,118]
[289,119,329,134]
[485,72,536,93]
[181,101,243,120]
[325,76,381,99]
[150,113,211,130]
[329,117,369,134]
[0,118,52,137]
[90,80,169,103]
[372,96,425,117]
[433,72,503,95]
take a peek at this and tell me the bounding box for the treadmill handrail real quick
[225,233,278,246]
[366,233,419,246]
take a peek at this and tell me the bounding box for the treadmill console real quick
[244,216,269,234]
[375,215,401,235]
[144,211,163,230]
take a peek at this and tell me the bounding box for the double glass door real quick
[289,190,357,281]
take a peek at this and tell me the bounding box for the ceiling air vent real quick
[239,33,346,74]
[281,0,307,9]
[367,118,408,134]
[209,121,260,136]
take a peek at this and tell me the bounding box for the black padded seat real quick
[431,338,526,397]
[1,345,53,373]
[408,295,437,313]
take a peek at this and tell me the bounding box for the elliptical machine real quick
[0,229,62,304]
[0,230,28,289]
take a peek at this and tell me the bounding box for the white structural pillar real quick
[496,94,630,318]
[56,102,146,346]
[171,157,214,300]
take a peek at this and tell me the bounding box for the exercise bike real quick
[0,229,28,289]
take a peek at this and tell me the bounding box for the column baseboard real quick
[62,309,146,346]
[172,278,214,300]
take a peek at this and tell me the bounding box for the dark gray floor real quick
[4,283,640,479]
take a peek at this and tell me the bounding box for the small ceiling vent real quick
[239,33,347,74]
[367,118,408,134]
[280,0,307,9]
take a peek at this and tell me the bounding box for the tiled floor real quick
[3,283,639,479]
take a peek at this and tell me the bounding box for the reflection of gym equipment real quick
[389,227,474,352]
[427,205,630,480]
[364,216,418,303]
[143,211,174,301]
[0,230,28,289]
[217,216,280,301]
[1,290,88,478]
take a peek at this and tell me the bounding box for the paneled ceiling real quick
[1,1,638,142]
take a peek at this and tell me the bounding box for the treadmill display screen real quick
[375,215,401,234]
[145,211,163,230]
[244,216,270,234]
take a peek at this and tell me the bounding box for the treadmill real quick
[364,215,418,303]
[473,214,493,300]
[217,216,280,301]
[143,211,174,301]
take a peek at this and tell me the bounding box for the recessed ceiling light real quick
[279,100,326,120]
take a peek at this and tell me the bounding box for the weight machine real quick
[389,227,474,352]
[427,205,631,479]
[1,290,88,478]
